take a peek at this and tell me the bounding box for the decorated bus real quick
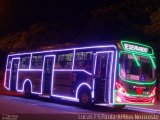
[4,40,156,108]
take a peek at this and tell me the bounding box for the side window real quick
[55,52,73,69]
[75,51,93,72]
[19,55,30,69]
[31,54,44,69]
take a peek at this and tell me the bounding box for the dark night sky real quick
[0,0,108,36]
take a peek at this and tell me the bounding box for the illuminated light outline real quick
[109,52,114,104]
[112,50,118,104]
[16,58,21,91]
[50,49,116,101]
[115,90,154,97]
[16,70,43,93]
[114,90,155,105]
[18,69,43,71]
[5,45,117,102]
[119,51,156,65]
[42,55,56,95]
[116,82,126,94]
[92,51,114,104]
[114,103,154,105]
[124,96,154,103]
[119,49,155,59]
[17,55,56,94]
[113,48,156,105]
[95,103,154,107]
[119,64,156,85]
[17,69,92,94]
[104,52,110,102]
[9,57,20,90]
[54,69,92,76]
[91,79,95,99]
[149,87,156,97]
[75,83,91,98]
[150,56,156,69]
[8,45,117,57]
[92,53,97,99]
[5,42,155,105]
[132,54,140,67]
[4,55,10,90]
[51,82,91,101]
[4,70,10,90]
[118,51,156,85]
[17,79,33,92]
[17,79,41,94]
[29,53,32,69]
[121,41,154,55]
[72,49,75,70]
[119,51,156,81]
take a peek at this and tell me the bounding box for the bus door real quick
[94,52,113,102]
[43,56,55,95]
[10,58,19,91]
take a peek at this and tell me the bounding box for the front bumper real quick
[115,91,155,105]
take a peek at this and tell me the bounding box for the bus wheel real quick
[24,83,31,98]
[113,105,125,109]
[79,89,91,107]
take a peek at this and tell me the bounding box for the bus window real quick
[141,57,155,82]
[31,54,44,69]
[75,51,93,72]
[120,53,155,82]
[55,52,73,69]
[19,55,30,69]
[120,53,140,80]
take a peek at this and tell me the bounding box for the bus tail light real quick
[150,87,156,97]
[116,82,126,94]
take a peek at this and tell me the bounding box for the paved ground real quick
[0,95,143,120]
[0,82,160,120]
[0,94,160,120]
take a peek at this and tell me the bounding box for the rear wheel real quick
[79,89,92,107]
[24,83,31,98]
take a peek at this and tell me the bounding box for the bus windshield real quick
[120,53,155,82]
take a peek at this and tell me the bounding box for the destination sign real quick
[124,43,148,53]
[121,41,153,55]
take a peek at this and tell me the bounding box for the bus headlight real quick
[149,87,156,97]
[152,98,155,103]
[116,96,122,103]
[116,82,126,94]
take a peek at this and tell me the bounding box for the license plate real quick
[143,91,150,95]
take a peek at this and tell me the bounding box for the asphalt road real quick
[0,95,158,120]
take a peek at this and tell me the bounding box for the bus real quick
[4,40,156,108]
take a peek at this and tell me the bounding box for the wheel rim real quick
[25,87,31,96]
[81,93,89,104]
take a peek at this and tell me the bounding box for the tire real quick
[113,105,126,109]
[79,88,92,107]
[24,83,31,98]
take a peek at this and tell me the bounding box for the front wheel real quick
[79,89,92,107]
[113,105,126,109]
